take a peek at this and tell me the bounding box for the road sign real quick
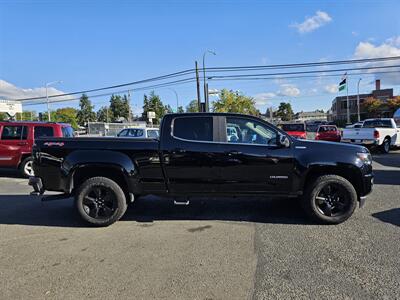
[0,100,22,115]
[147,111,156,119]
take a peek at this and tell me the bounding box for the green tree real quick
[275,102,294,121]
[0,112,8,121]
[110,94,130,122]
[142,91,169,124]
[42,107,79,129]
[177,106,184,113]
[387,96,400,114]
[77,94,96,126]
[15,111,37,121]
[97,106,110,122]
[186,100,199,113]
[363,97,383,117]
[212,89,259,116]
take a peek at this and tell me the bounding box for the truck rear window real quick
[281,124,305,132]
[173,117,213,142]
[363,120,393,128]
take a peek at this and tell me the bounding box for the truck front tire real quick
[302,175,357,224]
[75,177,128,226]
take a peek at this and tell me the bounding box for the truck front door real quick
[218,116,295,194]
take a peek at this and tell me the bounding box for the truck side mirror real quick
[277,134,290,148]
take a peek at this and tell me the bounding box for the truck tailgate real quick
[342,128,375,140]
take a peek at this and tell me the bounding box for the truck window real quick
[34,126,54,138]
[226,117,277,145]
[127,129,144,137]
[363,120,393,128]
[1,125,27,140]
[282,124,305,132]
[173,117,213,142]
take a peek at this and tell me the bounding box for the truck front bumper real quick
[28,176,44,195]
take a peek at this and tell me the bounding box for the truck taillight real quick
[374,130,379,139]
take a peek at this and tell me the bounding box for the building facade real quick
[330,80,394,122]
[294,110,327,122]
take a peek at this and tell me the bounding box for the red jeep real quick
[0,121,74,177]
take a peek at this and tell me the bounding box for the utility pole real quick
[128,90,132,122]
[357,78,362,122]
[195,61,201,112]
[203,50,216,112]
[346,78,350,124]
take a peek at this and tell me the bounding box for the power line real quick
[205,56,400,72]
[209,69,400,82]
[23,77,196,106]
[10,55,400,101]
[207,64,400,80]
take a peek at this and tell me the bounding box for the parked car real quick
[315,125,341,142]
[280,123,307,139]
[0,121,74,177]
[117,127,159,139]
[341,118,400,153]
[29,113,373,227]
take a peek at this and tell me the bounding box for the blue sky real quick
[1,0,399,115]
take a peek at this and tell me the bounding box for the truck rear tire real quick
[75,177,127,227]
[381,138,390,154]
[302,175,357,224]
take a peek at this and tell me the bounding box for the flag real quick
[338,73,347,91]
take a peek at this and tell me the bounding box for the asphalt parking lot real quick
[0,151,399,299]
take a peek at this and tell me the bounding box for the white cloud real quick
[0,79,72,102]
[292,11,332,34]
[253,92,276,105]
[324,84,338,94]
[277,84,300,97]
[353,36,400,85]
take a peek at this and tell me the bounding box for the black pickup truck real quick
[29,113,373,226]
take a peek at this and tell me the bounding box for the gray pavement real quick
[0,151,399,299]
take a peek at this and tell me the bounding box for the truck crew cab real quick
[29,113,373,226]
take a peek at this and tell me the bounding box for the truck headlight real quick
[357,152,372,165]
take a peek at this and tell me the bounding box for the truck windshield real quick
[282,124,305,132]
[363,120,393,128]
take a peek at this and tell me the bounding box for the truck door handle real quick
[226,151,242,156]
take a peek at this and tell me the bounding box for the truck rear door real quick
[161,115,223,194]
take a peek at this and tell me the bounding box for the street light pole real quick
[203,50,216,112]
[45,80,62,121]
[168,88,179,112]
[357,78,362,122]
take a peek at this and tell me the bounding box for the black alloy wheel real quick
[82,186,118,220]
[315,183,351,218]
[302,175,357,224]
[75,177,127,226]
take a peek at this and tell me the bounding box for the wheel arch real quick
[302,164,363,198]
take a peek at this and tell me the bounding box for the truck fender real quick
[62,150,137,192]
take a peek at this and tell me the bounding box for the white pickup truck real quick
[341,118,400,153]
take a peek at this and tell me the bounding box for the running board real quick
[41,194,70,202]
[173,199,190,206]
